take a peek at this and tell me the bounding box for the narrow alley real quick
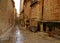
[0,0,60,43]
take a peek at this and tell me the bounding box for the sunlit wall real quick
[20,0,24,12]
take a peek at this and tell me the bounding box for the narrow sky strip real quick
[14,0,20,14]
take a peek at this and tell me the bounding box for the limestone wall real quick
[0,0,14,35]
[43,0,60,21]
[23,1,31,27]
[30,0,42,26]
[24,1,31,19]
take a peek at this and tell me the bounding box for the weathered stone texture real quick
[24,1,31,18]
[0,0,14,35]
[30,0,42,26]
[43,0,60,21]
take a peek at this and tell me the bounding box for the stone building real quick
[21,0,43,31]
[43,0,60,21]
[20,0,60,35]
[0,0,15,40]
[30,0,43,31]
[23,0,31,29]
[20,0,31,29]
[43,0,60,36]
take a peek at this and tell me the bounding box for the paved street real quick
[0,25,60,43]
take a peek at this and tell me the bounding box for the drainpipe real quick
[40,0,44,32]
[42,0,44,20]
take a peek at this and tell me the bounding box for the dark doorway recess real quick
[43,23,46,32]
[37,22,40,31]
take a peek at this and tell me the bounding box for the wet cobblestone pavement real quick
[1,25,60,43]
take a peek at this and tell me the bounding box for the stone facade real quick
[24,1,31,28]
[43,0,60,21]
[0,0,15,37]
[19,0,43,31]
[30,0,42,27]
[43,0,60,36]
[20,0,60,35]
[20,0,31,28]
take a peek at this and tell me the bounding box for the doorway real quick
[43,23,46,32]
